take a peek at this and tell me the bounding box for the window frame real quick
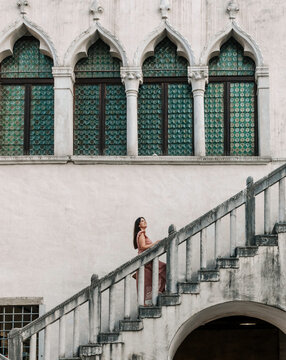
[139,76,194,156]
[0,77,54,156]
[74,77,124,156]
[207,75,258,156]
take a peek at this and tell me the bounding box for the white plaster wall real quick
[0,162,280,310]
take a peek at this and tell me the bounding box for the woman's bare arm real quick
[138,233,160,251]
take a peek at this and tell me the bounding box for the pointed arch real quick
[200,22,263,66]
[0,18,58,65]
[168,301,286,360]
[134,21,195,67]
[64,23,128,69]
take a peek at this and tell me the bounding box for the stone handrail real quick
[0,354,10,360]
[8,162,286,359]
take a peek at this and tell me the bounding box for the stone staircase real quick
[7,164,286,360]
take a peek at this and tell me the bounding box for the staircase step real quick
[199,270,220,282]
[217,257,239,269]
[255,234,278,246]
[139,306,162,318]
[235,246,258,257]
[158,293,181,306]
[119,319,143,331]
[79,344,103,357]
[178,282,200,294]
[97,332,120,343]
[273,223,286,234]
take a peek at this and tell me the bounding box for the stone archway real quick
[173,315,286,360]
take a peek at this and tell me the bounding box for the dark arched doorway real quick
[174,316,286,360]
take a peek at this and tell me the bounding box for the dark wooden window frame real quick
[208,75,258,156]
[0,77,54,155]
[140,76,194,156]
[74,77,122,156]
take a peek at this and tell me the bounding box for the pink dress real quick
[136,230,166,304]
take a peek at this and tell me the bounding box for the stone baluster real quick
[185,236,193,281]
[73,307,80,356]
[124,275,131,319]
[264,187,271,234]
[59,315,66,358]
[200,228,207,269]
[230,209,237,256]
[29,334,37,360]
[52,67,75,156]
[44,326,50,360]
[166,224,178,293]
[188,66,208,156]
[138,266,145,306]
[245,176,255,246]
[121,67,143,156]
[279,178,286,223]
[89,275,101,343]
[152,257,159,305]
[215,219,221,259]
[8,329,23,360]
[109,285,116,332]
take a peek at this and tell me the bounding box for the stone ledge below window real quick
[0,155,273,165]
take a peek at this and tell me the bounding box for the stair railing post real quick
[59,314,66,358]
[200,228,207,269]
[29,334,37,360]
[185,236,193,282]
[8,329,23,360]
[245,176,255,246]
[124,275,131,319]
[264,187,271,234]
[279,177,286,222]
[44,325,50,360]
[108,284,116,332]
[230,209,237,256]
[152,257,159,305]
[89,274,101,343]
[138,266,145,306]
[166,224,178,294]
[73,306,80,356]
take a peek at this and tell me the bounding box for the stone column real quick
[188,66,208,156]
[255,66,270,157]
[121,67,143,156]
[52,67,75,156]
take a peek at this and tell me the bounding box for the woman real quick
[133,217,166,305]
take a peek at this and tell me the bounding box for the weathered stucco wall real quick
[0,0,285,317]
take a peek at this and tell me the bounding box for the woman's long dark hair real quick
[133,217,144,249]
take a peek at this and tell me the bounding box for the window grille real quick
[205,38,257,156]
[0,36,54,156]
[74,39,126,155]
[138,37,193,156]
[0,305,39,360]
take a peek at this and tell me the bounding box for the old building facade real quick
[0,0,286,359]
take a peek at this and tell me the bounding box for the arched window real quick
[138,37,192,156]
[74,39,126,155]
[0,36,54,155]
[205,38,257,156]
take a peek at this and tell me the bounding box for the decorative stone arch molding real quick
[0,18,58,65]
[200,22,270,158]
[64,22,128,69]
[168,301,286,360]
[134,20,195,67]
[200,22,263,66]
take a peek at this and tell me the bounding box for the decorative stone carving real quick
[188,66,208,85]
[121,67,143,85]
[17,0,29,15]
[90,0,104,21]
[160,0,170,20]
[226,0,239,20]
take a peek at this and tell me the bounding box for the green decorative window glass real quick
[138,37,192,156]
[0,36,54,156]
[205,38,257,156]
[74,39,126,155]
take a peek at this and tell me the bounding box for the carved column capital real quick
[160,0,171,20]
[255,66,269,89]
[121,67,143,92]
[90,0,104,21]
[226,0,239,20]
[52,67,75,83]
[17,0,29,15]
[188,66,208,92]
